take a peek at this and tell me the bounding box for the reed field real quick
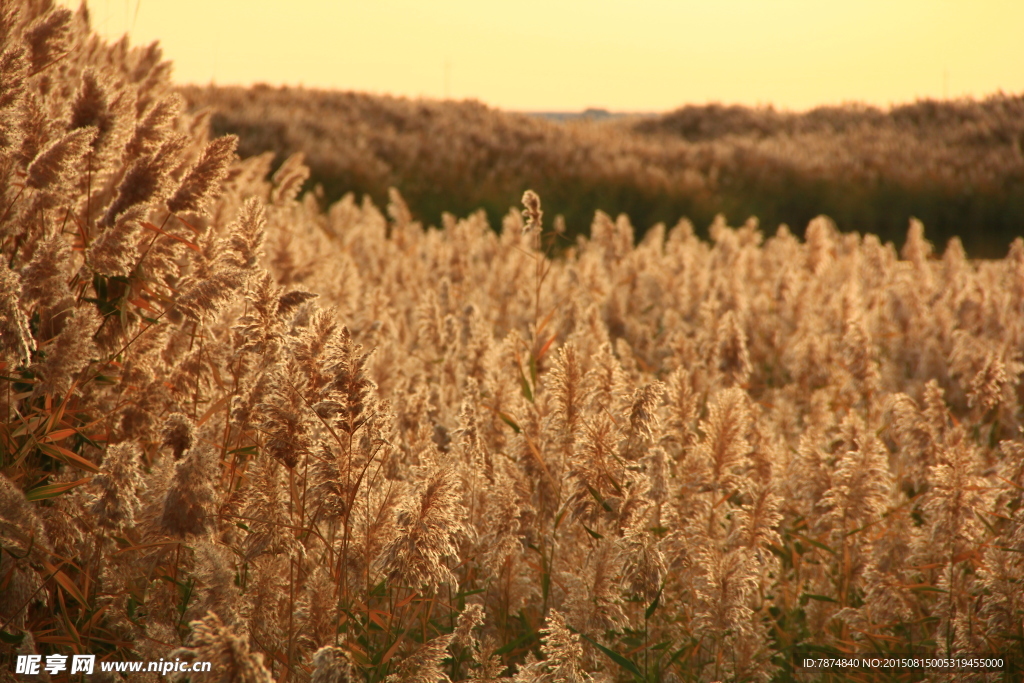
[3,2,1024,682]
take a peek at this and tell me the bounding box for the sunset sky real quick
[68,0,1024,113]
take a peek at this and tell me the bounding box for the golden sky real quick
[69,0,1024,112]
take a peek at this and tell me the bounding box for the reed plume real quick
[170,612,274,683]
[160,445,218,538]
[377,463,466,589]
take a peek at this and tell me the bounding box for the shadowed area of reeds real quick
[180,84,1024,259]
[2,2,1024,682]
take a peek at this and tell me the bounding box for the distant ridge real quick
[525,108,656,122]
[181,84,1024,257]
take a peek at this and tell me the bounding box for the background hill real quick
[181,85,1024,257]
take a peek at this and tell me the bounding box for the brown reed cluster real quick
[2,2,1024,682]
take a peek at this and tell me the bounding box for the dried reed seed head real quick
[452,603,485,648]
[692,544,758,637]
[815,415,891,543]
[621,522,666,603]
[257,380,310,469]
[629,381,665,443]
[643,445,669,504]
[191,540,243,628]
[270,151,310,205]
[902,217,933,264]
[539,610,591,683]
[25,125,96,189]
[0,472,52,560]
[100,150,164,227]
[20,227,72,308]
[124,92,182,160]
[160,446,218,537]
[24,7,72,73]
[90,441,144,530]
[383,632,454,683]
[0,562,46,640]
[521,189,542,233]
[32,305,100,398]
[387,186,413,227]
[943,235,967,269]
[233,271,284,353]
[0,262,35,365]
[714,310,752,387]
[804,215,837,273]
[162,412,196,460]
[177,611,274,683]
[176,263,247,320]
[278,289,318,317]
[69,67,114,147]
[0,48,28,149]
[967,352,1009,413]
[227,196,267,268]
[549,340,588,435]
[311,646,356,683]
[0,3,21,48]
[377,464,466,589]
[85,205,144,276]
[166,134,238,214]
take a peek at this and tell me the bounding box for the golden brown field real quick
[2,2,1024,682]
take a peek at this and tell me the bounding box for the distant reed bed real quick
[179,84,1024,258]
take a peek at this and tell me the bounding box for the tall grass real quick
[2,2,1024,682]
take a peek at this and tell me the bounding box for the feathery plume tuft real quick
[311,646,356,683]
[170,611,274,683]
[384,633,454,683]
[549,341,587,451]
[628,381,665,445]
[453,603,486,649]
[123,93,182,161]
[90,442,144,530]
[24,8,72,73]
[0,47,28,150]
[31,305,100,397]
[0,473,51,629]
[176,260,247,320]
[226,197,267,268]
[20,228,72,310]
[378,463,466,589]
[521,189,542,233]
[902,217,933,265]
[69,68,116,150]
[101,135,185,226]
[25,126,95,190]
[0,473,51,562]
[713,310,751,387]
[270,152,309,205]
[160,445,218,537]
[537,610,592,683]
[162,412,196,460]
[0,261,35,365]
[166,134,238,215]
[0,3,21,50]
[966,352,1009,414]
[85,205,144,276]
[694,387,752,496]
